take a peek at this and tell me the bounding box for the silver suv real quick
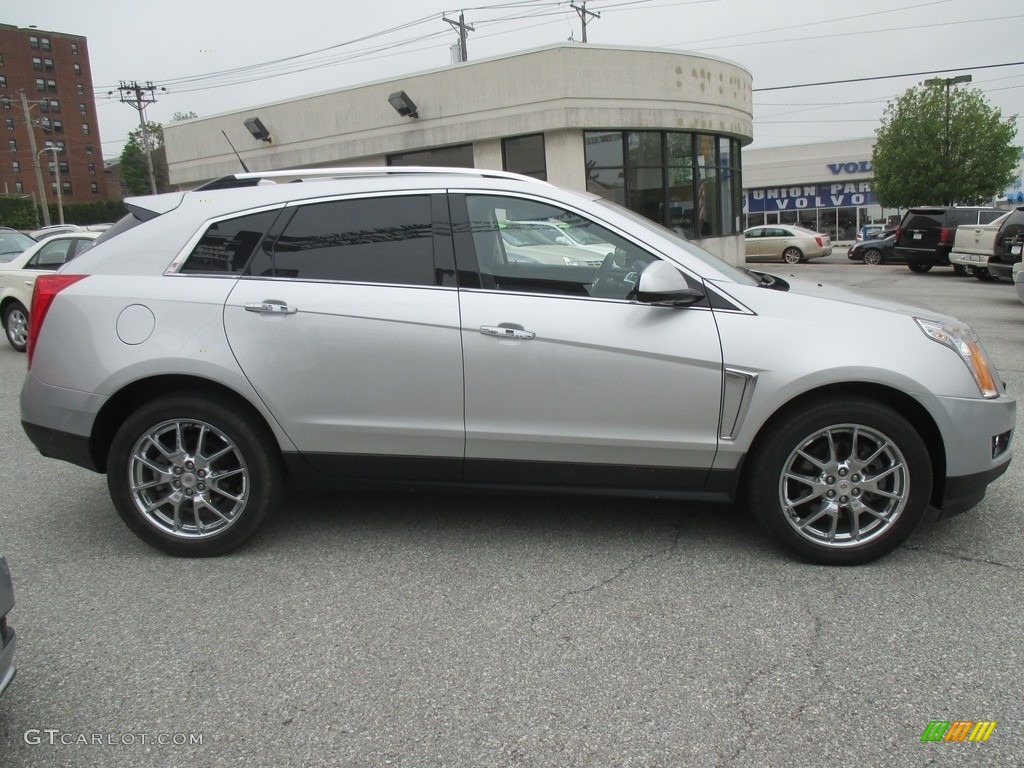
[20,168,1015,564]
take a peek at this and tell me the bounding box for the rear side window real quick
[268,196,435,285]
[181,210,279,274]
[977,210,1004,225]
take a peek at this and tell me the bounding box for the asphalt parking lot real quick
[0,257,1021,767]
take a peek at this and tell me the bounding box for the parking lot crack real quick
[528,516,684,636]
[905,544,1021,571]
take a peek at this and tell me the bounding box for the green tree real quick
[119,121,169,195]
[872,84,1019,207]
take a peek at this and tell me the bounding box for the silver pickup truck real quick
[949,211,1011,280]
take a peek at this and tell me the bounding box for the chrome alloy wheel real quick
[128,419,249,539]
[5,306,27,348]
[778,424,909,548]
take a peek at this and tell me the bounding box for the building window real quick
[4,117,12,131]
[81,122,89,135]
[58,160,69,174]
[41,37,51,52]
[47,79,58,92]
[90,181,98,193]
[14,181,23,193]
[71,43,79,55]
[0,53,4,67]
[29,36,39,50]
[73,63,81,76]
[388,143,474,168]
[36,78,46,92]
[41,118,52,132]
[502,134,546,180]
[56,140,66,151]
[87,162,95,174]
[76,83,84,96]
[1,98,9,110]
[53,120,63,134]
[8,139,15,152]
[583,129,742,237]
[85,142,93,155]
[39,100,49,113]
[50,99,60,113]
[79,103,87,115]
[12,160,20,173]
[44,58,55,72]
[33,57,42,71]
[0,75,6,89]
[62,181,71,194]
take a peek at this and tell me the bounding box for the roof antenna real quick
[222,130,250,172]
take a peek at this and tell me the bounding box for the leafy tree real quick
[171,111,198,122]
[119,121,169,195]
[872,84,1019,207]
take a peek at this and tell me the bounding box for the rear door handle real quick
[245,301,298,315]
[479,325,535,340]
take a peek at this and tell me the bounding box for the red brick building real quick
[0,23,110,209]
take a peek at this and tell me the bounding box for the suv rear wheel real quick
[107,394,283,556]
[747,397,932,565]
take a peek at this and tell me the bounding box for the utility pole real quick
[39,147,64,224]
[571,2,600,43]
[20,91,50,226]
[443,11,474,62]
[115,81,160,194]
[924,74,972,206]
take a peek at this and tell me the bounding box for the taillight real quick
[814,236,823,247]
[938,227,953,244]
[27,274,87,368]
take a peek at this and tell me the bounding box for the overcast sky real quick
[7,0,1024,164]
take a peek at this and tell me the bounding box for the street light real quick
[924,75,972,205]
[38,146,64,225]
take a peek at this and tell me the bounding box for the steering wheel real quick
[592,248,646,299]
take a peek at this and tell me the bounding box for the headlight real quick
[916,318,1000,398]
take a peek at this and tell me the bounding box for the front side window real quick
[460,194,657,301]
[265,196,436,285]
[180,210,279,275]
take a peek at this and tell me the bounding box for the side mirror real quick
[636,261,705,306]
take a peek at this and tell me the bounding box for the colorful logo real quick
[920,721,997,742]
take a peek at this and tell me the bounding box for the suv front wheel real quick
[107,393,283,556]
[747,397,932,565]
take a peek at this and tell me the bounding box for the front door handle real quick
[245,301,298,315]
[479,325,535,340]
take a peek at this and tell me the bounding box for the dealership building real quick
[164,44,753,264]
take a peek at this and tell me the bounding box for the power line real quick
[754,61,1024,92]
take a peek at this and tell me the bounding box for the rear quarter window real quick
[180,210,279,274]
[902,212,943,229]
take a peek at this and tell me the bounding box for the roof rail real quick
[193,166,549,191]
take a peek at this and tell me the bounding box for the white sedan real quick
[1,231,100,351]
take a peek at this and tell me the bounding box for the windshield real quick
[0,232,36,258]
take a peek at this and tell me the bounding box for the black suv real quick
[985,206,1024,280]
[894,207,1004,273]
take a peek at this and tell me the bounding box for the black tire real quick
[862,248,883,266]
[107,393,283,556]
[782,247,803,264]
[953,264,970,277]
[3,301,28,353]
[746,397,932,565]
[907,262,932,273]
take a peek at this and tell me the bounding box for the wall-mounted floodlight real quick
[388,91,418,118]
[244,117,273,143]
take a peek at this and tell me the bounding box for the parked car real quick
[894,207,1004,273]
[0,554,14,698]
[28,224,84,241]
[1013,261,1024,304]
[948,212,1012,281]
[500,228,605,266]
[19,167,1014,565]
[984,206,1024,281]
[847,231,899,265]
[855,224,885,242]
[0,231,100,351]
[0,230,36,264]
[743,225,832,263]
[506,220,615,258]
